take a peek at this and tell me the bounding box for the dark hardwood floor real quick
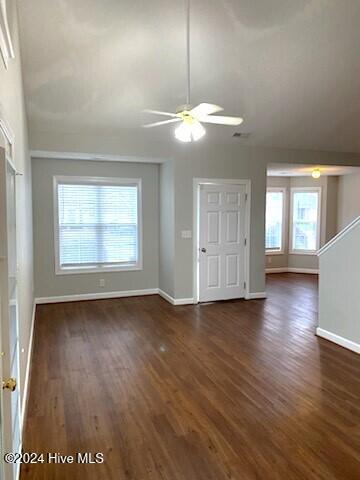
[21,274,360,479]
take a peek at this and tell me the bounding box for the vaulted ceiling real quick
[18,0,360,152]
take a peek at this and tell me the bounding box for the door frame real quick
[193,178,251,303]
[0,108,21,480]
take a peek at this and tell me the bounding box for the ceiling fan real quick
[142,0,243,142]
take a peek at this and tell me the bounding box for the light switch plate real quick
[181,230,192,239]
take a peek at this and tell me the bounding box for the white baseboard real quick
[266,267,319,274]
[21,301,36,433]
[158,289,174,304]
[173,298,195,305]
[266,267,288,273]
[287,267,319,274]
[158,289,194,305]
[36,287,267,307]
[246,292,267,300]
[316,328,360,354]
[35,289,195,307]
[158,289,267,305]
[35,288,158,305]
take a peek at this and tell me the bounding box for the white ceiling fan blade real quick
[143,109,178,118]
[201,115,244,126]
[190,103,223,118]
[143,118,181,128]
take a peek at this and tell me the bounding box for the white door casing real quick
[0,143,21,480]
[198,182,248,302]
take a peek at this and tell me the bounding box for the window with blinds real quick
[54,177,141,273]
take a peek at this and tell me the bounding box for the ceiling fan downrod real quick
[185,0,191,107]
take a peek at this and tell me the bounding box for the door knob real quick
[201,248,207,253]
[2,378,16,392]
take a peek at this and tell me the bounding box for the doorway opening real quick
[265,162,360,276]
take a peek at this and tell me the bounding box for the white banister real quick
[318,215,360,256]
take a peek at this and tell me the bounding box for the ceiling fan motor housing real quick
[176,104,192,114]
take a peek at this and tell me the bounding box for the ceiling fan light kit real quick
[175,118,206,142]
[142,0,243,142]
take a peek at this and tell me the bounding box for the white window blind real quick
[291,189,320,252]
[56,179,140,271]
[265,190,284,252]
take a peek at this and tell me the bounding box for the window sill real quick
[289,250,318,256]
[266,250,284,256]
[55,264,143,275]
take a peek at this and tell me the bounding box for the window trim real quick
[53,175,143,275]
[265,187,287,255]
[289,187,321,255]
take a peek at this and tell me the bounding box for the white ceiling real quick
[18,0,360,151]
[268,163,360,177]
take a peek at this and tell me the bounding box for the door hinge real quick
[245,193,248,201]
[244,238,247,246]
[244,281,246,290]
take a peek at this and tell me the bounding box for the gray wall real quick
[0,4,33,405]
[337,172,360,231]
[173,145,267,297]
[173,147,360,298]
[325,176,339,241]
[32,158,159,297]
[159,160,175,296]
[29,130,360,300]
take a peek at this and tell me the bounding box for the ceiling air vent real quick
[233,132,251,139]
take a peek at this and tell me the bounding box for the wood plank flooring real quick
[21,274,360,479]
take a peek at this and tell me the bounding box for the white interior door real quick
[0,147,21,480]
[199,183,247,302]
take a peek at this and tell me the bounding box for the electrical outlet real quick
[99,279,105,288]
